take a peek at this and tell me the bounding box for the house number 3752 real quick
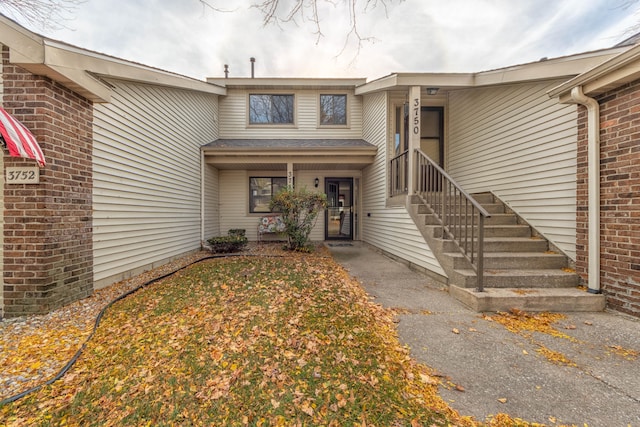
[412,98,420,135]
[5,167,40,184]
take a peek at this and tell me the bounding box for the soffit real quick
[202,139,377,170]
[356,47,628,95]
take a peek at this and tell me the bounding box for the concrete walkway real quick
[327,242,640,427]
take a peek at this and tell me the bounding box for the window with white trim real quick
[319,94,347,125]
[249,177,287,213]
[249,94,294,124]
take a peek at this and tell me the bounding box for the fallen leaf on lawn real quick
[584,321,593,326]
[452,328,460,334]
[497,398,507,404]
[419,373,437,385]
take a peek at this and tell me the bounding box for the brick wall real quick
[2,46,94,317]
[577,79,640,318]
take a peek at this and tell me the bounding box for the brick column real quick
[576,80,640,318]
[2,47,94,317]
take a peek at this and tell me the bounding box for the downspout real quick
[570,86,600,294]
[200,148,206,248]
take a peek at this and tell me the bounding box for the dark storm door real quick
[325,178,353,240]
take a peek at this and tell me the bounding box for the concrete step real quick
[484,224,531,238]
[486,252,567,269]
[417,207,517,226]
[428,202,505,214]
[454,237,549,253]
[485,214,518,225]
[427,222,531,238]
[449,285,606,312]
[416,192,495,205]
[451,268,579,288]
[446,251,567,270]
[470,192,495,204]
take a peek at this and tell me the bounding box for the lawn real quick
[0,248,526,426]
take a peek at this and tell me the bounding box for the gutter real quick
[570,86,600,294]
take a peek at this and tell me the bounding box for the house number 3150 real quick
[412,98,420,135]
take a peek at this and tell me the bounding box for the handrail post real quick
[476,214,485,292]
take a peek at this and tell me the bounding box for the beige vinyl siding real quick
[203,164,219,240]
[361,92,446,276]
[448,80,578,259]
[93,79,218,287]
[219,170,261,240]
[219,89,362,139]
[219,170,343,242]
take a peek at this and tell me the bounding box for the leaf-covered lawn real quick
[1,251,486,427]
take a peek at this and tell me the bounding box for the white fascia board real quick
[548,44,640,99]
[356,73,475,94]
[208,77,366,90]
[0,16,44,63]
[475,50,624,87]
[44,41,226,97]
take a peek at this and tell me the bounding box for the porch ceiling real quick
[202,139,377,170]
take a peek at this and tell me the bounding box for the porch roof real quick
[202,139,377,170]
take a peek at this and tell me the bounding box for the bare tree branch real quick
[0,0,84,31]
[199,0,239,14]
[203,0,403,53]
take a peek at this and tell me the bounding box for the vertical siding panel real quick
[93,79,218,287]
[448,80,578,259]
[362,92,446,276]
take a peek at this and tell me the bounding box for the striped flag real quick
[0,106,46,167]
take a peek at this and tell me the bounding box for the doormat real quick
[327,243,353,247]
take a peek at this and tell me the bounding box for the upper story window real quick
[249,94,294,124]
[320,94,347,125]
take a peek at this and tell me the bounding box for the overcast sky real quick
[7,0,640,81]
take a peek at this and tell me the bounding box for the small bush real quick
[228,229,246,237]
[207,230,248,253]
[269,187,327,252]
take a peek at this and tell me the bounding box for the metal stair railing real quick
[414,149,491,291]
[390,150,408,197]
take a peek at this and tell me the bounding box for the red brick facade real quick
[577,79,640,318]
[2,47,94,317]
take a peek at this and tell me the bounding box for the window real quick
[319,94,347,125]
[249,94,294,124]
[249,177,287,213]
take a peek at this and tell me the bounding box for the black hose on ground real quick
[0,253,275,406]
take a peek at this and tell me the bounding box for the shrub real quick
[228,229,246,237]
[269,187,327,252]
[207,229,248,253]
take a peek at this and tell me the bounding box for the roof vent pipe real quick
[250,57,255,78]
[224,64,229,78]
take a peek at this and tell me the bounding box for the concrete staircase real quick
[408,193,605,312]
